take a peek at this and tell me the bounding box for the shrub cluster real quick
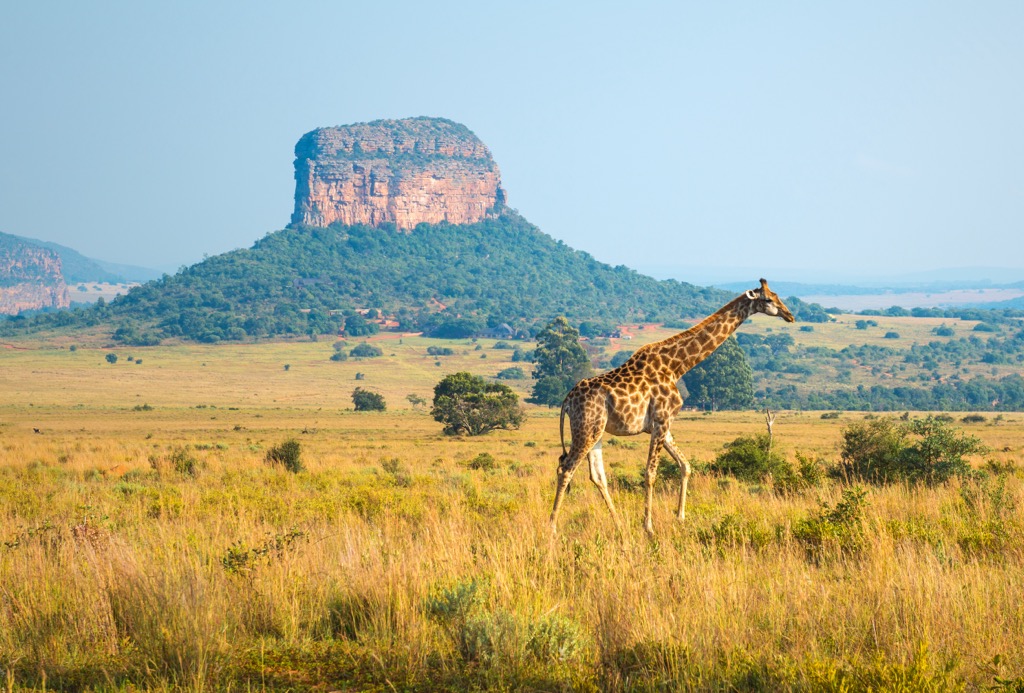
[265,439,303,473]
[838,416,986,484]
[709,434,821,492]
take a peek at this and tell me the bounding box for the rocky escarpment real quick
[0,234,70,314]
[292,117,505,229]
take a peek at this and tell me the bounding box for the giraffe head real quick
[745,278,795,322]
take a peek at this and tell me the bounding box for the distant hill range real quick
[8,234,161,285]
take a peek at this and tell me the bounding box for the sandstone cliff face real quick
[292,117,505,229]
[0,236,70,315]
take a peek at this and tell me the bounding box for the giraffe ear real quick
[745,290,757,300]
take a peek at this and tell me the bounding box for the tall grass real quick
[2,408,1023,690]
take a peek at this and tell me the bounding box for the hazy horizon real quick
[2,2,1023,281]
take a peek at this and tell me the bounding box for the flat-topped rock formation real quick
[291,117,505,229]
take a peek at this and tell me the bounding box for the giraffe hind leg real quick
[587,439,622,531]
[550,448,587,533]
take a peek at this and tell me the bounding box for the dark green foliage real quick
[341,313,379,337]
[681,336,754,411]
[352,387,386,411]
[961,414,986,424]
[528,317,592,406]
[838,416,986,484]
[432,372,525,436]
[610,350,634,368]
[933,324,955,337]
[783,296,833,323]
[578,320,616,337]
[265,439,303,473]
[466,452,497,471]
[495,366,525,380]
[427,346,454,356]
[349,343,382,358]
[511,348,534,363]
[709,434,810,491]
[884,331,900,339]
[104,353,118,364]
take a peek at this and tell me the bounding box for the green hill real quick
[11,212,731,344]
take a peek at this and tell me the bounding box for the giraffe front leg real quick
[662,431,692,522]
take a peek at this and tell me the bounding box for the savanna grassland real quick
[3,330,1024,691]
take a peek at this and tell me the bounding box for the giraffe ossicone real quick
[550,278,795,536]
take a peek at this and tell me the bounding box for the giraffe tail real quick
[558,397,569,466]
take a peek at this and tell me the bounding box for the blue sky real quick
[1,2,1022,284]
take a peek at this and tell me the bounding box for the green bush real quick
[265,439,303,473]
[466,452,497,471]
[350,343,383,358]
[709,434,804,490]
[839,416,986,485]
[105,353,118,364]
[495,366,525,380]
[792,486,869,558]
[526,613,588,663]
[352,387,386,411]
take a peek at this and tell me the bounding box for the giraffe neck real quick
[652,295,753,380]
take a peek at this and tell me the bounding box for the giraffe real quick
[550,278,795,535]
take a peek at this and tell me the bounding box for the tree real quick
[431,371,525,436]
[342,313,379,337]
[105,353,118,364]
[527,317,593,406]
[681,336,754,411]
[352,387,386,411]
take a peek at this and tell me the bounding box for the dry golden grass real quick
[2,338,1024,690]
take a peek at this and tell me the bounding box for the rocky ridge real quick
[0,234,70,314]
[292,117,505,229]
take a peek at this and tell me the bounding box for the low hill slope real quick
[16,212,730,343]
